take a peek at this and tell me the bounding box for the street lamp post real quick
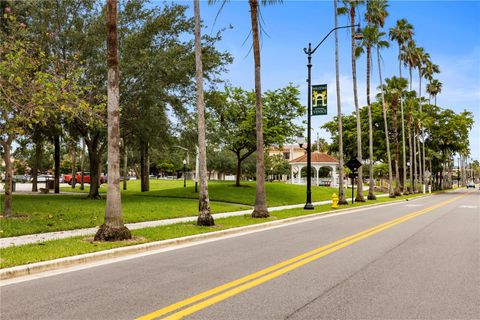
[183,159,187,188]
[302,24,362,210]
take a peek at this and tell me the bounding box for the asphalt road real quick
[1,189,479,319]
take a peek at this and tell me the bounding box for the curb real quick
[0,193,432,280]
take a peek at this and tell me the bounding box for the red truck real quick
[64,172,105,185]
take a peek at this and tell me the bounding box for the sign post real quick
[346,157,362,204]
[312,84,327,116]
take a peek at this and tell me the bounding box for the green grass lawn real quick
[2,180,365,238]
[63,179,340,206]
[0,192,426,269]
[0,194,249,238]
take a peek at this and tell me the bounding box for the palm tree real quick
[401,40,418,192]
[194,0,214,226]
[389,19,414,79]
[421,61,439,185]
[209,0,278,217]
[426,79,442,106]
[404,91,417,193]
[334,0,348,205]
[339,0,365,202]
[355,25,376,200]
[390,18,413,194]
[381,76,408,196]
[250,0,280,218]
[375,31,394,197]
[413,46,429,191]
[358,0,388,200]
[95,0,131,241]
[418,53,439,189]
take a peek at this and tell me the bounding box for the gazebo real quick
[289,151,339,187]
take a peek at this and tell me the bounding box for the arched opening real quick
[315,166,333,186]
[299,166,315,184]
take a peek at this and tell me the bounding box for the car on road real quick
[64,172,105,185]
[466,182,475,189]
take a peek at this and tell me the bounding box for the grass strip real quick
[0,193,426,269]
[0,195,250,238]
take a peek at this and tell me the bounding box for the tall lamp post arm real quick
[308,24,359,55]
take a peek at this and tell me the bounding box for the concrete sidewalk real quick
[0,194,388,248]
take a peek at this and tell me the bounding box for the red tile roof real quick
[289,151,338,163]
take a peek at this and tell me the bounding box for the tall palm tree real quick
[421,60,439,184]
[334,0,348,205]
[209,0,278,217]
[390,18,413,194]
[339,0,365,202]
[401,40,418,192]
[381,76,408,196]
[333,0,348,205]
[375,31,394,197]
[250,0,280,218]
[426,79,442,106]
[194,0,214,226]
[413,46,428,191]
[356,25,376,200]
[404,91,417,193]
[95,0,131,241]
[359,0,388,200]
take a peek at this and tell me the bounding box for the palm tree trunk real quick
[407,115,414,194]
[422,128,426,191]
[194,0,214,226]
[418,69,426,193]
[350,7,364,202]
[399,50,407,194]
[250,0,268,218]
[400,99,407,194]
[392,102,401,196]
[409,67,413,91]
[377,46,394,197]
[366,46,375,200]
[95,0,131,241]
[417,126,423,192]
[334,0,347,205]
[413,124,418,192]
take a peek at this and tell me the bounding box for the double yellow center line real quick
[136,192,468,320]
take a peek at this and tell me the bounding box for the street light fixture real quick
[302,23,361,210]
[297,136,305,149]
[183,159,187,188]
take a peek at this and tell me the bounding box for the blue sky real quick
[169,0,480,161]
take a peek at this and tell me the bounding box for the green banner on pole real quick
[312,84,327,115]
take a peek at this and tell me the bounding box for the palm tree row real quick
[340,0,446,200]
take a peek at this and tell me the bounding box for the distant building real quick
[267,145,340,187]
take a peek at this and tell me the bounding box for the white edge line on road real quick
[0,195,433,286]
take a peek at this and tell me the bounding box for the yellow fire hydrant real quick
[332,193,338,209]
